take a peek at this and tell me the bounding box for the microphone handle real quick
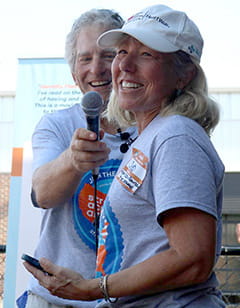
[86,115,100,176]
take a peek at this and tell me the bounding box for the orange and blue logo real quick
[72,159,121,250]
[96,197,124,277]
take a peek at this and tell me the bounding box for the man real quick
[18,9,136,308]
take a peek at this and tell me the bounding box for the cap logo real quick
[127,11,169,28]
[188,45,201,58]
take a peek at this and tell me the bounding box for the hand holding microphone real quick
[69,91,109,176]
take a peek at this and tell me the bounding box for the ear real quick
[177,64,196,89]
[72,73,78,85]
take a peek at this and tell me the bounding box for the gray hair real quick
[65,9,124,72]
[106,51,220,136]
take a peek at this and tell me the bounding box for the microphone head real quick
[81,91,103,116]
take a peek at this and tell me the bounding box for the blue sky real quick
[1,0,240,91]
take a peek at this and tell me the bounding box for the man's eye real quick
[79,57,92,62]
[104,53,116,59]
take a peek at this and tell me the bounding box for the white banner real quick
[4,58,81,307]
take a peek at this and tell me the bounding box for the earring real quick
[176,89,182,97]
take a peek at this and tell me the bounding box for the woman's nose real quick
[119,55,136,73]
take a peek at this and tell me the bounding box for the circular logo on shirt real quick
[72,159,121,250]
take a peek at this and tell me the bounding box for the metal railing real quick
[0,245,239,305]
[0,245,6,301]
[216,246,240,306]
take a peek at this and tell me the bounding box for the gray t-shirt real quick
[28,104,137,307]
[96,115,225,307]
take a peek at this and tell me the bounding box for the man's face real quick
[72,25,116,104]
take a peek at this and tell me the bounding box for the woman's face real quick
[112,36,179,123]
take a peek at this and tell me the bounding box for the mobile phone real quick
[21,254,52,275]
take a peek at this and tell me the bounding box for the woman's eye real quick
[117,49,127,55]
[142,52,152,57]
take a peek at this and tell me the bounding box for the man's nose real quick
[90,57,107,75]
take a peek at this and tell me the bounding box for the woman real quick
[23,4,226,307]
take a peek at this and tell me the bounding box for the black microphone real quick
[118,129,137,153]
[81,91,103,176]
[117,128,130,141]
[120,137,137,153]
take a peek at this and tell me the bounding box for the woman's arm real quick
[23,207,216,300]
[107,207,216,296]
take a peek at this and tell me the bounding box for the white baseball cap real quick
[98,4,203,62]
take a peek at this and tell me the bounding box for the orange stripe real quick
[11,148,23,176]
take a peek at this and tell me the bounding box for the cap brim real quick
[98,27,179,54]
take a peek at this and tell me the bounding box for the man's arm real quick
[32,128,110,209]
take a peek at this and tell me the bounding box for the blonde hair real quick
[106,51,219,136]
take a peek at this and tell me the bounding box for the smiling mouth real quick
[121,81,143,89]
[89,80,111,87]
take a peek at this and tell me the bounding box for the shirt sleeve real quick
[152,135,218,220]
[31,114,69,172]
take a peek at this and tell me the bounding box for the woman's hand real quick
[23,258,100,301]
